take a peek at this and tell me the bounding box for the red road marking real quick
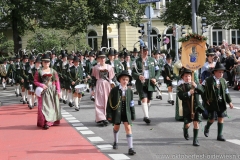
[0,104,110,160]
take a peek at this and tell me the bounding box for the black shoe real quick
[103,120,109,126]
[86,89,89,92]
[143,117,151,124]
[20,99,23,102]
[134,91,138,95]
[168,100,171,104]
[34,102,37,106]
[90,96,95,101]
[63,100,67,104]
[16,94,19,97]
[81,93,85,97]
[69,102,73,107]
[128,148,136,155]
[59,98,62,102]
[183,131,189,140]
[27,101,29,104]
[217,135,226,141]
[75,107,80,111]
[171,100,174,105]
[159,95,162,100]
[23,101,27,104]
[193,139,200,146]
[204,125,209,137]
[19,93,22,97]
[11,84,13,86]
[43,124,49,130]
[138,100,142,105]
[156,96,160,99]
[113,142,118,149]
[3,87,6,90]
[28,105,33,109]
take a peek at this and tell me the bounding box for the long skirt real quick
[37,85,62,127]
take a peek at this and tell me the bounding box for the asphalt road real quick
[1,85,240,160]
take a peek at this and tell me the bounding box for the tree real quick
[160,0,240,29]
[0,33,14,56]
[87,0,146,47]
[0,0,57,53]
[27,28,89,54]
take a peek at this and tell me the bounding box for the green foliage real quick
[26,28,88,53]
[178,33,207,42]
[0,33,14,54]
[160,0,240,29]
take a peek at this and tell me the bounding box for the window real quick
[150,29,158,50]
[87,30,98,50]
[166,28,175,50]
[231,30,240,45]
[212,30,223,46]
[108,39,112,48]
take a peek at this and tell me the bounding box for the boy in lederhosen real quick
[107,70,136,155]
[202,62,234,141]
[177,68,204,146]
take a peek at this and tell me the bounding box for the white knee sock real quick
[28,94,32,106]
[142,103,149,118]
[32,95,35,105]
[65,90,68,101]
[2,82,6,88]
[22,90,26,101]
[168,92,170,100]
[61,89,66,100]
[148,102,151,111]
[73,97,78,108]
[16,85,20,94]
[68,92,72,103]
[170,92,173,100]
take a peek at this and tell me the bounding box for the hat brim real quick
[117,74,132,82]
[212,67,225,72]
[98,55,106,58]
[206,53,215,56]
[42,59,50,61]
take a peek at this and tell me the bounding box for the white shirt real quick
[119,85,127,96]
[143,60,149,79]
[127,62,132,75]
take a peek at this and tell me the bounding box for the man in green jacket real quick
[132,46,160,124]
[202,62,234,141]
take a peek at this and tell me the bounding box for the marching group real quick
[0,43,236,155]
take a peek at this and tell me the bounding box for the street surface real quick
[0,84,240,160]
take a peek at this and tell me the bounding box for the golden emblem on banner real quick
[181,38,206,71]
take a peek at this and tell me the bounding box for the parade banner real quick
[181,38,206,71]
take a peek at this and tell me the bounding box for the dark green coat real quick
[56,61,68,88]
[155,58,165,75]
[163,63,174,84]
[28,66,41,89]
[106,86,135,124]
[132,57,160,92]
[19,62,30,88]
[85,59,97,77]
[177,83,204,117]
[122,61,133,73]
[67,65,83,92]
[203,76,232,111]
[106,59,124,77]
[7,61,21,83]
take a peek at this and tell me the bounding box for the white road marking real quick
[108,154,131,160]
[80,130,94,135]
[87,137,104,142]
[68,120,80,123]
[72,123,84,127]
[62,114,72,117]
[65,117,76,120]
[227,139,240,146]
[96,144,113,150]
[75,127,89,130]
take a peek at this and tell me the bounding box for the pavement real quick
[1,85,240,160]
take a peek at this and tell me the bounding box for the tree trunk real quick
[12,9,21,54]
[101,23,108,48]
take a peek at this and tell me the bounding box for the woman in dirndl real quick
[91,51,115,126]
[34,53,62,130]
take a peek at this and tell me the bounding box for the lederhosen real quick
[164,63,174,87]
[68,65,83,93]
